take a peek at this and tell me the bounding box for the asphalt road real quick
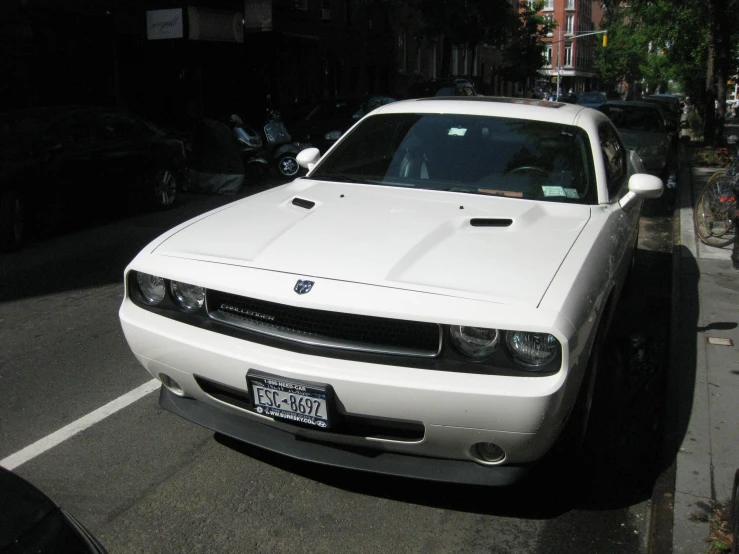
[0,175,675,554]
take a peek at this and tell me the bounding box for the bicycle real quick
[694,175,737,247]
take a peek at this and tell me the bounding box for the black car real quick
[0,106,186,250]
[0,467,107,553]
[288,95,397,155]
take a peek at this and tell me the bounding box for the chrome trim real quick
[207,304,443,358]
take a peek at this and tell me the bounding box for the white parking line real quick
[0,379,160,471]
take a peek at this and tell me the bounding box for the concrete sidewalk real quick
[667,157,739,553]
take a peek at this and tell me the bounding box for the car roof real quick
[373,96,598,126]
[600,100,661,110]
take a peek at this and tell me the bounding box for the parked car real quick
[576,92,607,109]
[0,106,186,250]
[289,95,397,155]
[598,100,676,178]
[405,78,478,99]
[640,94,683,129]
[0,467,107,553]
[119,97,662,486]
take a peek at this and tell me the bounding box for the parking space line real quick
[0,379,160,471]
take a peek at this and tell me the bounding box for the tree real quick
[499,1,556,84]
[624,0,739,144]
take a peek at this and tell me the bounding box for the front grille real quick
[206,289,441,357]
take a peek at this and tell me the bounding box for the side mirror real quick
[619,173,663,209]
[296,147,321,173]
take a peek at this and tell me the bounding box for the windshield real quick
[309,113,598,204]
[599,105,664,132]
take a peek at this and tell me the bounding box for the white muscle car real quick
[119,97,663,485]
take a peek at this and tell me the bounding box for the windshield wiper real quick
[311,173,369,184]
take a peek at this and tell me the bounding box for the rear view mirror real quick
[296,147,321,173]
[620,173,663,209]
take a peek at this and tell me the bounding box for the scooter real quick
[259,95,312,178]
[263,108,304,178]
[229,114,271,180]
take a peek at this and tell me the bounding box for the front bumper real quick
[160,386,531,486]
[120,294,573,483]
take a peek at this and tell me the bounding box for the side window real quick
[598,121,627,198]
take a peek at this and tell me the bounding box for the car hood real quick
[153,180,591,306]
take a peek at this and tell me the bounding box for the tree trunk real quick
[705,41,716,144]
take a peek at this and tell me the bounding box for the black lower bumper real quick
[159,387,531,487]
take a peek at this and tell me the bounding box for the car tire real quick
[150,168,178,210]
[0,190,24,251]
[276,154,300,179]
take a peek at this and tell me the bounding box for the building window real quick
[452,45,459,75]
[564,43,573,66]
[416,42,422,73]
[294,0,308,9]
[565,15,574,35]
[544,14,554,36]
[566,0,575,10]
[546,45,553,67]
[398,28,407,72]
[542,0,554,10]
[473,46,479,76]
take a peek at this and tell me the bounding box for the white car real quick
[119,98,663,485]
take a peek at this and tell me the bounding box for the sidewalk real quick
[665,153,739,553]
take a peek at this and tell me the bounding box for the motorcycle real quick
[259,95,312,179]
[229,114,270,180]
[263,107,307,179]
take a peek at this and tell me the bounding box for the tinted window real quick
[578,93,605,104]
[311,113,598,204]
[598,121,627,198]
[599,105,664,132]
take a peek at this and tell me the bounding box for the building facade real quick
[539,0,600,95]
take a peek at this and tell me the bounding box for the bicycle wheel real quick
[707,169,728,183]
[694,177,737,247]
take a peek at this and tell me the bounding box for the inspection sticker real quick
[541,186,566,197]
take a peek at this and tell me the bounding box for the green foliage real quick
[499,1,554,82]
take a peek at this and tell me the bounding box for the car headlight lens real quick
[324,130,343,141]
[170,280,205,312]
[136,272,166,305]
[450,326,500,359]
[504,331,560,369]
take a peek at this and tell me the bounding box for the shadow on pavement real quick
[0,182,278,304]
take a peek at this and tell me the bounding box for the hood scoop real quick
[292,197,316,210]
[469,218,513,227]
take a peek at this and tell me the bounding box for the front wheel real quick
[694,177,736,247]
[151,168,178,209]
[276,154,300,179]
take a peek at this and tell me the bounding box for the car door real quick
[39,111,100,218]
[598,120,641,283]
[89,111,155,194]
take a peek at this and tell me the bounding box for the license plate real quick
[247,370,332,429]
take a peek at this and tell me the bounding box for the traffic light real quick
[603,33,608,47]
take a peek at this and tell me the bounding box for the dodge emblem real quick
[294,280,314,295]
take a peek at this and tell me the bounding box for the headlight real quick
[450,326,500,359]
[136,272,166,305]
[504,331,559,369]
[170,280,205,312]
[324,130,343,141]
